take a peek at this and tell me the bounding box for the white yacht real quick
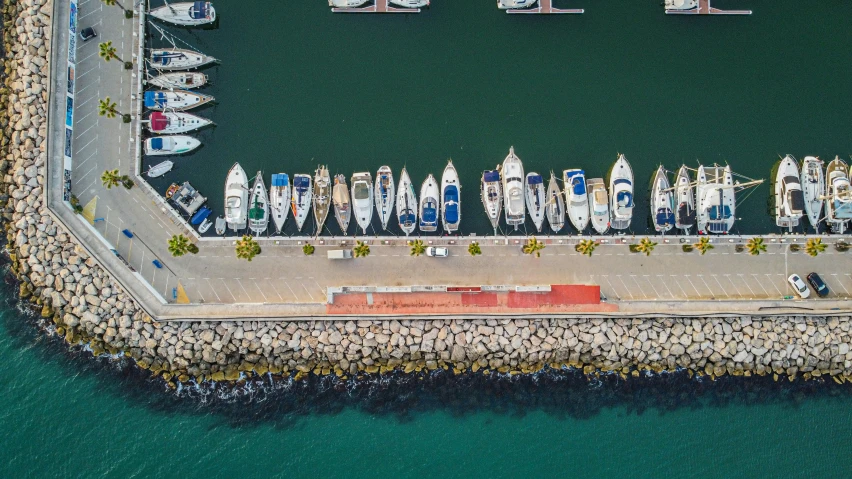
[144,135,200,156]
[146,111,210,134]
[502,147,525,229]
[587,178,610,234]
[248,172,269,236]
[269,173,290,233]
[498,0,537,9]
[150,48,217,71]
[419,174,439,233]
[313,166,332,233]
[525,172,545,232]
[291,174,313,232]
[774,155,804,231]
[545,173,565,233]
[389,0,429,7]
[351,172,374,234]
[149,2,216,26]
[333,174,351,234]
[143,90,213,111]
[674,165,695,232]
[396,168,417,236]
[609,154,634,231]
[147,72,207,90]
[481,169,502,231]
[441,160,461,233]
[664,0,698,11]
[825,156,852,234]
[696,165,735,234]
[328,0,370,6]
[800,156,824,231]
[563,169,589,232]
[651,165,675,233]
[374,166,395,231]
[224,162,248,232]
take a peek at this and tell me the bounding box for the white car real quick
[787,274,810,299]
[426,246,448,257]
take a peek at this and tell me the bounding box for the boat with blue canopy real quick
[149,2,216,27]
[419,175,439,233]
[609,154,634,230]
[563,169,589,232]
[291,174,313,232]
[144,90,213,112]
[651,165,675,233]
[270,173,290,233]
[191,205,212,225]
[149,48,217,71]
[525,172,545,232]
[441,160,461,232]
[481,169,502,231]
[144,135,201,156]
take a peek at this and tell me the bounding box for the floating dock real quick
[665,0,751,15]
[506,0,583,14]
[331,0,423,14]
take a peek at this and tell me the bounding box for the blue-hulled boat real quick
[190,205,212,225]
[441,160,461,232]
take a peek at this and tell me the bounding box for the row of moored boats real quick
[775,155,852,233]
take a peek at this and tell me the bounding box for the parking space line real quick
[656,275,675,298]
[711,275,730,298]
[642,275,662,298]
[218,279,236,302]
[282,280,298,301]
[301,283,316,301]
[670,275,689,298]
[696,275,715,297]
[750,274,770,296]
[682,275,702,297]
[764,274,783,295]
[251,279,268,302]
[735,274,757,297]
[204,278,222,302]
[616,275,633,300]
[630,275,649,299]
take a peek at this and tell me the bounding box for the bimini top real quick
[190,1,210,19]
[571,176,586,196]
[399,212,416,225]
[616,191,634,207]
[656,208,675,226]
[149,137,164,150]
[527,174,543,185]
[444,186,459,224]
[483,170,500,183]
[294,176,310,190]
[153,52,184,66]
[422,200,437,224]
[271,173,289,187]
[788,189,805,212]
[149,111,169,131]
[709,205,732,220]
[144,91,166,109]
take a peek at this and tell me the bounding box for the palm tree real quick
[468,242,482,256]
[121,175,134,190]
[101,0,134,18]
[236,236,261,261]
[694,237,714,255]
[354,241,370,258]
[575,239,597,257]
[98,97,130,123]
[168,234,196,257]
[98,41,131,69]
[805,238,826,257]
[522,237,545,257]
[633,238,657,256]
[302,243,315,256]
[746,237,766,255]
[408,239,425,256]
[101,169,121,189]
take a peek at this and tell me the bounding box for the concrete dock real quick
[331,0,423,14]
[506,0,583,14]
[665,0,751,15]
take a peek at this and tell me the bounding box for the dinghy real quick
[774,155,804,231]
[674,165,695,232]
[248,172,269,236]
[214,216,226,235]
[313,165,332,233]
[441,160,461,233]
[525,172,545,232]
[419,175,439,233]
[374,166,394,231]
[825,156,851,234]
[147,72,207,90]
[224,163,248,231]
[800,156,824,232]
[502,147,525,229]
[609,154,634,231]
[144,90,213,111]
[291,174,313,232]
[563,169,589,233]
[587,178,610,234]
[651,165,675,233]
[198,217,212,234]
[269,173,290,233]
[546,172,565,233]
[149,2,216,26]
[146,160,173,178]
[191,206,212,225]
[333,174,351,234]
[351,172,373,234]
[481,169,502,231]
[150,48,217,71]
[146,111,211,134]
[144,135,201,156]
[396,168,417,236]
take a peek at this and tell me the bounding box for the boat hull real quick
[502,147,525,229]
[652,166,675,233]
[481,170,502,231]
[144,135,201,156]
[546,174,565,233]
[270,173,290,233]
[150,48,216,71]
[149,2,216,26]
[375,167,395,231]
[441,161,461,232]
[825,157,851,234]
[775,155,804,230]
[148,72,207,90]
[609,154,634,231]
[396,169,417,236]
[351,172,373,234]
[314,166,332,232]
[224,162,248,231]
[587,178,610,234]
[291,174,313,232]
[147,112,211,134]
[144,90,213,112]
[419,175,439,233]
[525,173,545,232]
[674,165,694,232]
[563,169,590,233]
[800,156,824,231]
[248,173,269,235]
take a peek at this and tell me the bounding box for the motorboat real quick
[587,178,610,234]
[800,156,824,231]
[501,147,525,229]
[144,135,201,156]
[224,162,248,231]
[166,183,180,199]
[525,172,545,232]
[147,72,207,90]
[664,0,698,11]
[651,165,675,233]
[198,217,212,234]
[146,160,173,178]
[191,206,212,225]
[674,165,695,232]
[498,0,537,9]
[441,160,461,233]
[146,111,211,134]
[291,174,313,232]
[696,165,735,234]
[419,174,439,233]
[333,174,351,234]
[172,181,207,216]
[143,90,213,111]
[150,48,217,71]
[774,155,805,231]
[214,216,226,235]
[546,172,565,233]
[351,172,373,234]
[389,0,429,7]
[609,154,634,231]
[314,165,332,233]
[269,173,290,233]
[149,2,216,26]
[374,166,395,231]
[825,156,852,234]
[481,169,502,231]
[248,172,269,236]
[563,169,589,232]
[396,168,417,236]
[328,0,370,6]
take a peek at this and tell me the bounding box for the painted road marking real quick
[218,279,237,302]
[616,275,633,300]
[204,278,222,302]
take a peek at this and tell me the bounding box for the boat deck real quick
[507,0,583,14]
[332,0,421,14]
[666,0,751,15]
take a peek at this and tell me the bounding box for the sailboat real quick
[587,178,610,234]
[609,154,634,231]
[149,2,216,26]
[774,155,804,231]
[481,169,502,231]
[825,156,851,234]
[248,172,269,236]
[545,173,565,233]
[441,160,461,233]
[419,175,439,233]
[150,48,217,71]
[351,172,373,234]
[674,165,695,232]
[313,165,331,233]
[800,156,824,231]
[502,147,525,230]
[525,172,545,232]
[374,166,395,231]
[223,162,248,232]
[563,169,589,233]
[651,165,675,233]
[290,174,313,232]
[147,72,207,90]
[396,168,417,236]
[146,111,210,134]
[269,173,290,233]
[333,174,351,234]
[143,90,213,111]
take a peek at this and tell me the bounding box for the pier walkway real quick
[666,0,751,15]
[507,0,583,15]
[331,0,422,14]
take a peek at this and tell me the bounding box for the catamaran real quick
[800,156,824,231]
[333,174,351,234]
[563,169,589,232]
[224,162,248,232]
[313,165,331,233]
[587,178,610,234]
[396,168,417,236]
[291,174,313,232]
[150,48,217,71]
[269,173,290,233]
[651,165,675,233]
[146,111,210,134]
[374,166,395,231]
[502,147,525,230]
[147,72,207,90]
[419,174,439,233]
[248,172,269,236]
[143,90,213,111]
[774,155,804,231]
[351,172,373,234]
[696,165,734,234]
[674,165,695,232]
[146,160,173,178]
[609,154,634,231]
[825,156,851,234]
[441,160,461,233]
[525,172,545,232]
[481,169,502,231]
[149,2,216,26]
[546,173,565,233]
[144,135,201,156]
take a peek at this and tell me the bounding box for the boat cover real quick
[190,1,209,19]
[788,190,805,212]
[677,203,695,224]
[571,177,586,196]
[709,205,732,220]
[271,174,289,187]
[616,191,634,207]
[144,91,166,108]
[294,176,310,190]
[422,201,437,224]
[656,208,675,226]
[528,175,543,185]
[153,52,182,66]
[191,206,211,224]
[483,170,500,183]
[400,212,415,226]
[249,203,264,220]
[150,137,164,150]
[149,112,169,131]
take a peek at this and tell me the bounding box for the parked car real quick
[787,274,810,299]
[80,27,97,42]
[806,273,829,297]
[425,246,448,257]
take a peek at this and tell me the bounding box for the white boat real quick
[674,165,695,232]
[224,162,248,232]
[396,168,417,236]
[351,172,373,234]
[775,155,804,231]
[587,178,610,234]
[291,174,313,232]
[546,173,565,233]
[328,0,369,6]
[198,217,212,234]
[800,156,824,231]
[144,90,213,111]
[609,154,634,231]
[696,165,735,234]
[149,2,216,26]
[563,169,589,233]
[147,72,208,90]
[441,160,461,233]
[269,173,290,233]
[419,175,439,233]
[150,48,217,71]
[525,172,545,232]
[498,0,537,9]
[144,135,201,156]
[651,165,675,233]
[146,111,211,134]
[389,0,429,7]
[825,156,851,234]
[664,0,698,11]
[248,172,269,236]
[333,174,352,234]
[374,166,395,231]
[314,165,332,233]
[501,147,525,230]
[481,169,502,231]
[214,216,226,235]
[146,160,173,178]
